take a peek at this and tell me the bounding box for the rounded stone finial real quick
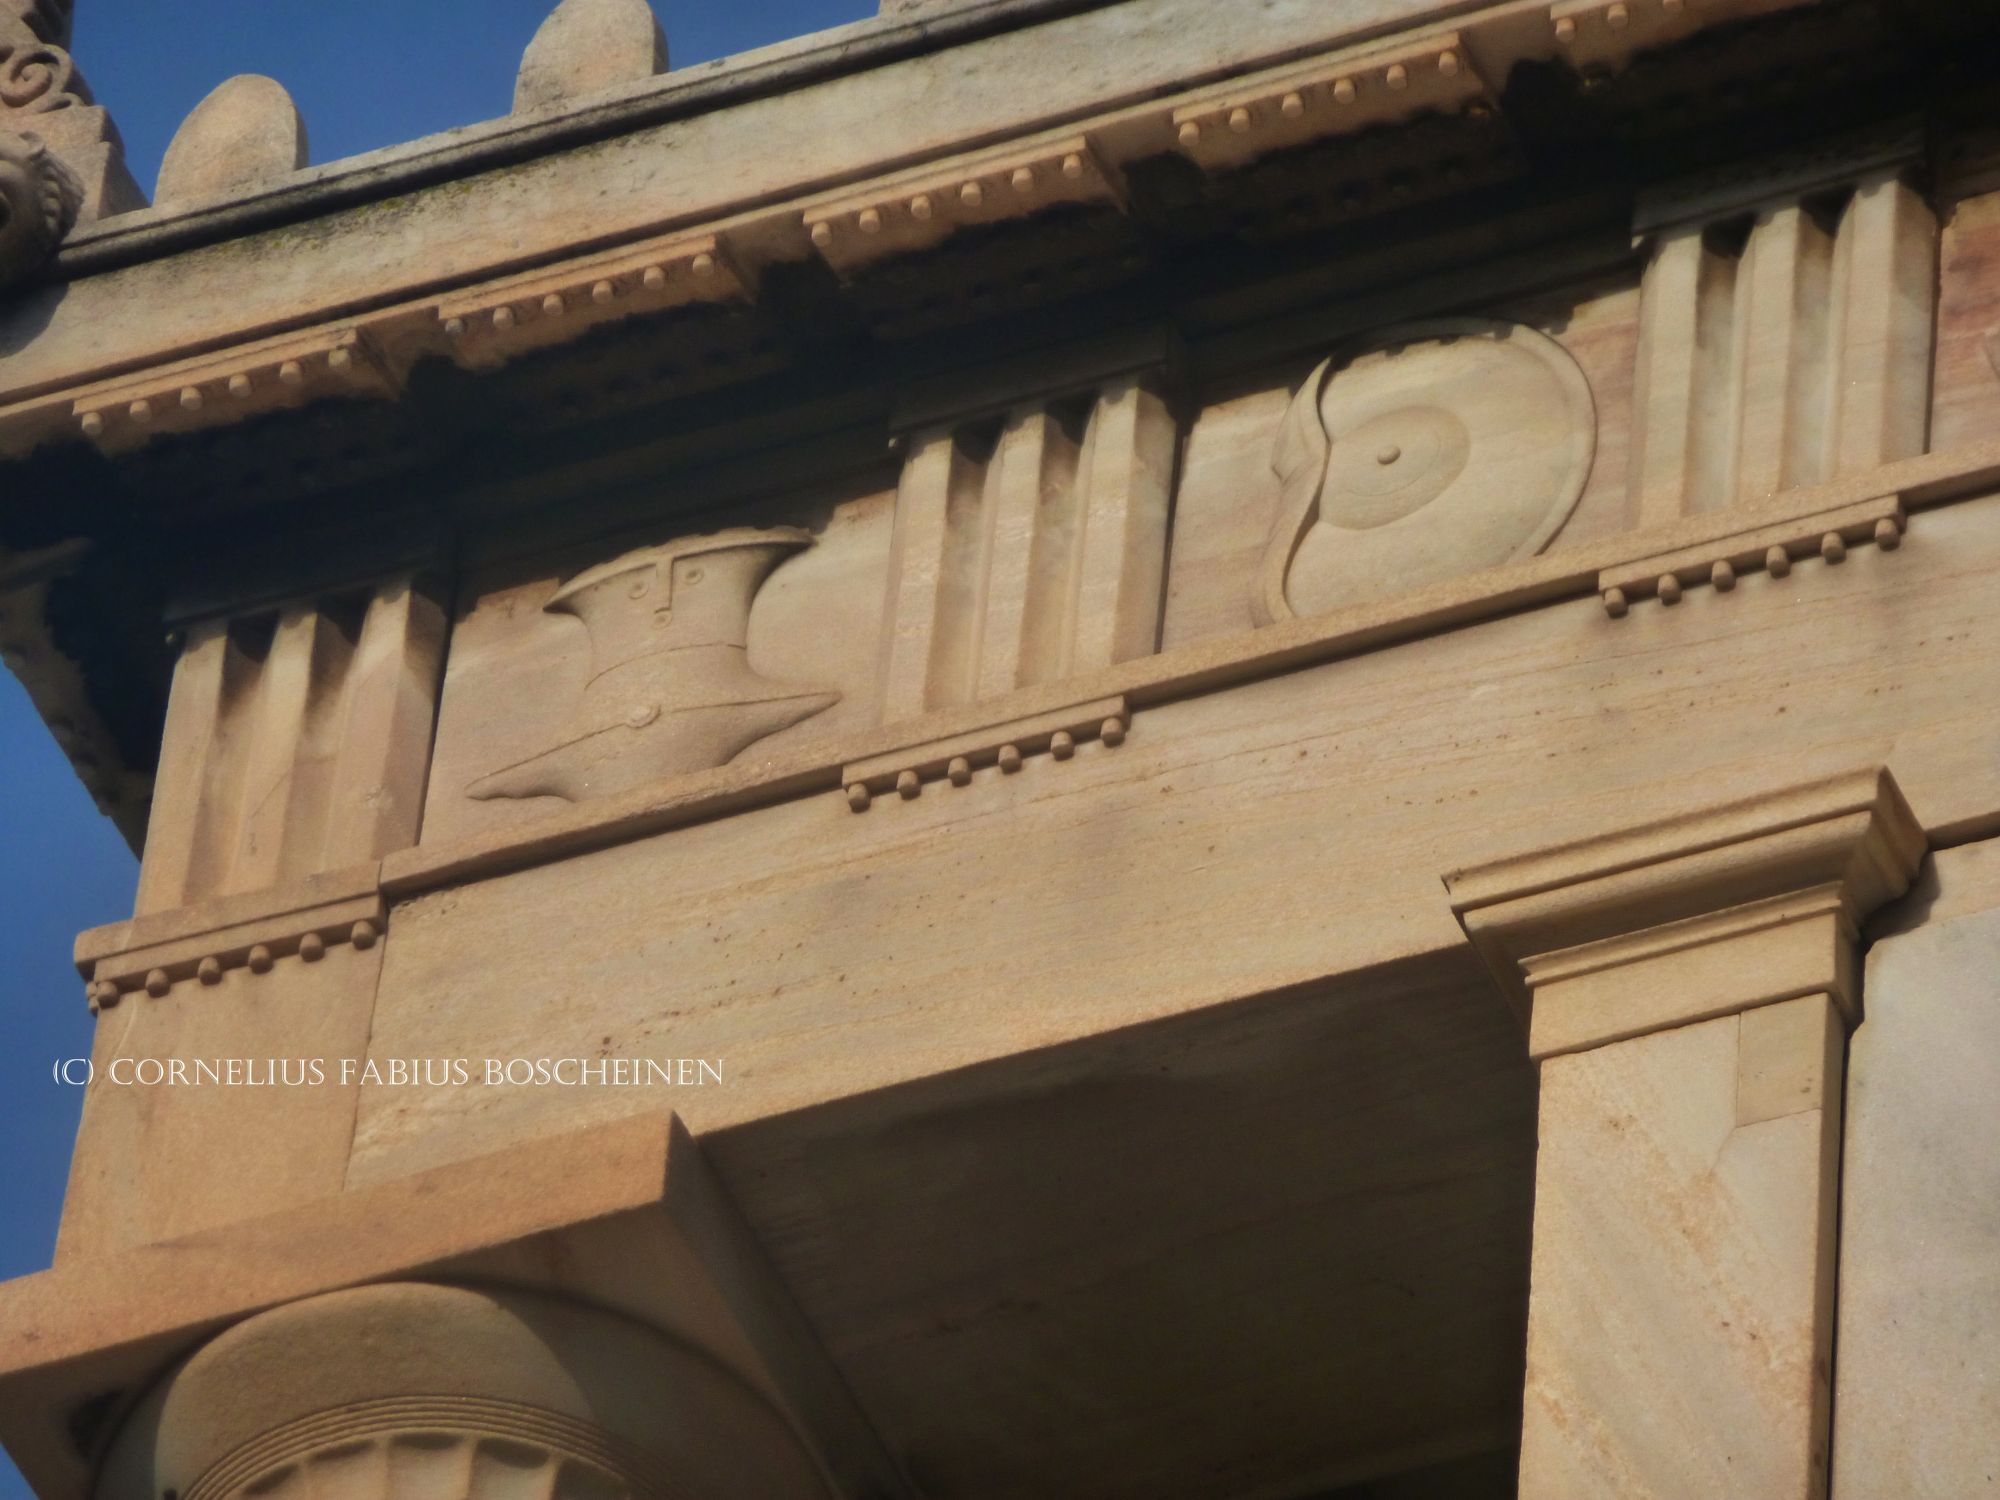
[156,76,309,208]
[0,128,81,291]
[515,0,667,114]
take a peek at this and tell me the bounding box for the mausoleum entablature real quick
[0,0,1990,861]
[9,3,2000,1498]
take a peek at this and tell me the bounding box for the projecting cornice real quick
[0,0,1838,456]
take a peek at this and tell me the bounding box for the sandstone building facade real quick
[1,0,1997,1495]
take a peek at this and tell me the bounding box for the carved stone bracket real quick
[0,2,143,223]
[0,28,82,116]
[842,694,1127,812]
[1599,492,1904,616]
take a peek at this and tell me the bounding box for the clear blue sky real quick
[0,2,870,1493]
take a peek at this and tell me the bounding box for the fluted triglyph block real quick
[1630,172,1937,522]
[135,578,447,915]
[878,379,1175,720]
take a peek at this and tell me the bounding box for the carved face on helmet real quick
[0,129,79,290]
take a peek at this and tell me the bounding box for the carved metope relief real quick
[1629,171,1938,525]
[468,528,839,803]
[135,578,448,916]
[1254,319,1596,624]
[877,377,1176,721]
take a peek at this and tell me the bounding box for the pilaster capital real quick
[1446,767,1925,1059]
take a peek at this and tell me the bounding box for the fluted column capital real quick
[97,1283,838,1500]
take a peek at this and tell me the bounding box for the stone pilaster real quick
[1447,767,1925,1500]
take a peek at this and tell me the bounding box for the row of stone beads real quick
[845,716,1128,812]
[1603,516,1903,617]
[88,919,381,1011]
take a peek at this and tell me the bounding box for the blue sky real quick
[0,2,870,1493]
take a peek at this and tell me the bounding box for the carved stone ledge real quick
[434,231,750,370]
[804,134,1122,278]
[1599,493,1905,616]
[1170,31,1486,175]
[75,864,385,1012]
[1549,0,1811,72]
[842,694,1128,811]
[68,327,400,453]
[1445,765,1925,1058]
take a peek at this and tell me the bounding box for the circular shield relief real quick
[1254,319,1596,623]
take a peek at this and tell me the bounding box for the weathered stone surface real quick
[0,128,78,289]
[514,0,666,115]
[1522,1001,1842,1498]
[57,941,383,1262]
[6,4,2000,1498]
[1834,838,2000,1497]
[1254,320,1596,624]
[154,75,307,208]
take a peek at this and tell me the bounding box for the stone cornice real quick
[0,0,1826,444]
[1446,766,1926,1057]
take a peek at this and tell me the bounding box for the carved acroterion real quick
[0,0,79,114]
[470,528,839,803]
